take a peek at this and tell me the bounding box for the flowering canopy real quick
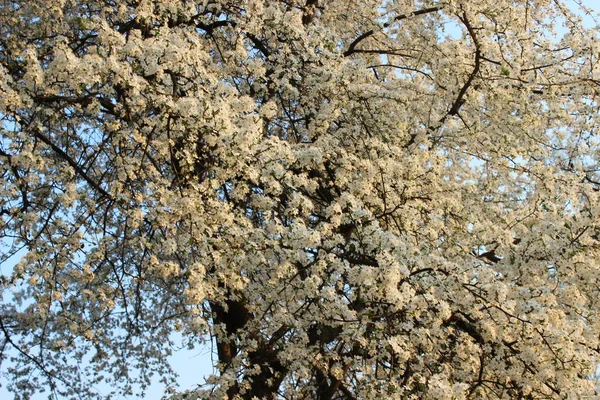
[1,0,600,398]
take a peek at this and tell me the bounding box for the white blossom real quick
[1,0,599,398]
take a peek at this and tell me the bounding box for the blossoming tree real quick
[1,0,600,398]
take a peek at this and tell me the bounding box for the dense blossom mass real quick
[1,0,600,398]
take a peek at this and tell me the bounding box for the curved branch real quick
[344,6,443,57]
[442,11,481,121]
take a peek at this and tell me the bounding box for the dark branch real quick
[443,11,481,121]
[344,6,443,56]
[32,128,112,200]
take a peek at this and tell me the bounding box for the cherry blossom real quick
[1,0,600,398]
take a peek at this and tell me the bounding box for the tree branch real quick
[442,11,481,121]
[344,6,443,56]
[32,128,113,200]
